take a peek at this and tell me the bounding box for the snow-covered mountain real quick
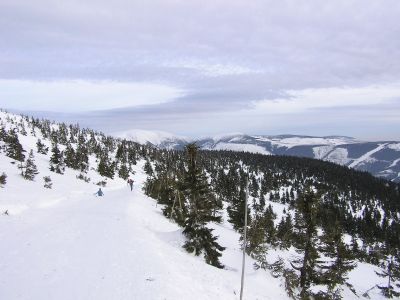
[118,131,400,182]
[1,111,398,299]
[0,112,288,299]
[116,129,191,150]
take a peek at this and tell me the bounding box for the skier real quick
[127,178,134,191]
[95,188,104,197]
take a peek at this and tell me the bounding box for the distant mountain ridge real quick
[116,130,400,182]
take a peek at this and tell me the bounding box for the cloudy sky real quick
[1,0,400,140]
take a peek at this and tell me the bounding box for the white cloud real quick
[253,84,400,114]
[0,79,183,112]
[163,59,262,77]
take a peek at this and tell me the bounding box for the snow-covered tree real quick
[290,187,323,299]
[43,176,52,189]
[5,130,25,162]
[21,150,39,180]
[36,139,49,155]
[49,143,65,174]
[180,143,225,268]
[0,172,6,187]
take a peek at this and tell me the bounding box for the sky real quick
[1,0,400,140]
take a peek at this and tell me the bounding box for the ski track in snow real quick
[389,158,400,168]
[348,143,388,168]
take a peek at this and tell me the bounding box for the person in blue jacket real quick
[95,188,104,197]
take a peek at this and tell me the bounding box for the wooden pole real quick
[240,175,249,300]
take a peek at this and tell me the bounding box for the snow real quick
[114,129,190,146]
[211,133,245,143]
[269,136,356,149]
[388,143,400,151]
[209,142,271,155]
[348,143,388,168]
[389,158,400,168]
[0,144,286,300]
[324,148,350,165]
[0,112,391,300]
[313,145,334,160]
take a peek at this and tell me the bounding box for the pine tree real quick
[246,212,268,257]
[76,144,89,173]
[43,176,52,189]
[227,183,251,232]
[276,214,294,249]
[115,142,127,163]
[0,125,6,142]
[118,164,130,180]
[0,172,6,187]
[264,204,277,245]
[144,159,154,176]
[36,139,49,155]
[318,221,356,299]
[376,245,400,298]
[97,154,115,179]
[64,143,77,169]
[21,150,39,180]
[290,187,322,299]
[19,123,27,136]
[49,143,65,174]
[5,130,25,162]
[180,143,225,268]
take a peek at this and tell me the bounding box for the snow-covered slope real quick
[0,115,289,299]
[0,111,391,299]
[0,158,388,300]
[115,129,190,150]
[118,131,400,182]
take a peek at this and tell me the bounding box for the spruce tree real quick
[0,125,6,142]
[49,143,65,174]
[276,214,294,249]
[290,187,322,299]
[5,130,25,162]
[97,154,115,179]
[180,143,225,268]
[64,143,77,169]
[21,150,39,180]
[0,172,6,187]
[227,182,251,232]
[76,144,89,173]
[43,176,52,189]
[144,159,154,176]
[118,164,130,180]
[376,245,400,298]
[36,139,49,155]
[263,204,277,245]
[319,221,356,299]
[246,212,268,257]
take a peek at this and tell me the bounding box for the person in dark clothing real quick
[128,178,134,191]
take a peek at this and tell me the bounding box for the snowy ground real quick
[0,157,290,300]
[0,115,388,299]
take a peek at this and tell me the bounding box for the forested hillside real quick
[1,109,399,299]
[144,146,400,299]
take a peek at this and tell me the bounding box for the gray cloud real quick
[1,0,400,139]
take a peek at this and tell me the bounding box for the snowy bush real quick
[43,176,53,189]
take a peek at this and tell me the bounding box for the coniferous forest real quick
[1,110,400,299]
